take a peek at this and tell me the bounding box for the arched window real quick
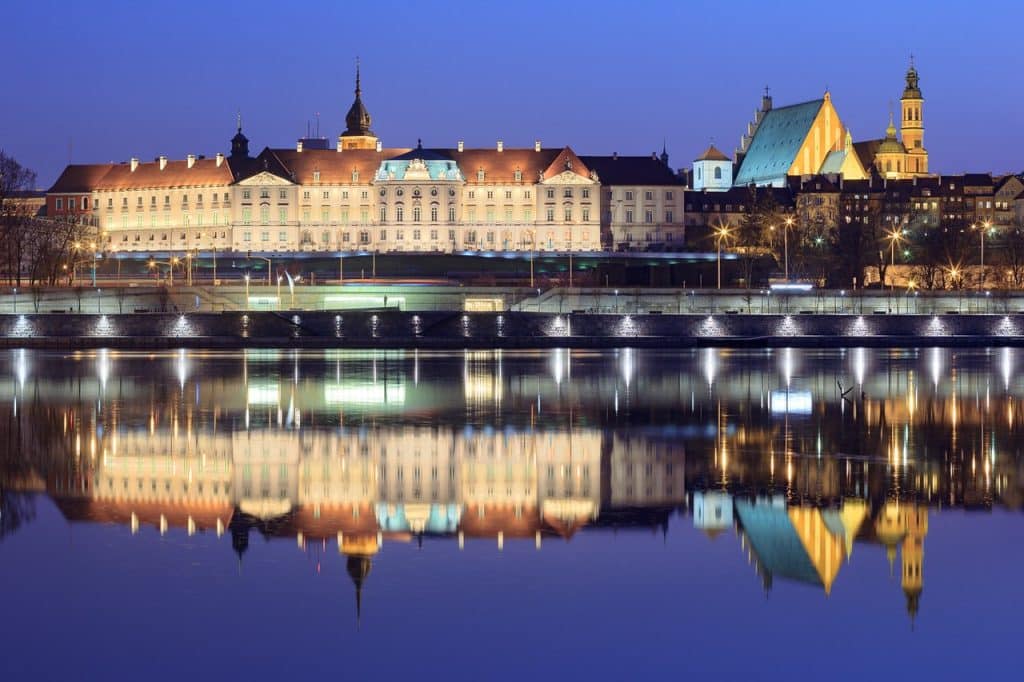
[396,205,404,222]
[697,167,702,180]
[430,205,439,222]
[413,206,421,222]
[713,167,722,180]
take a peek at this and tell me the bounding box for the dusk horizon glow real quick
[5,0,1023,186]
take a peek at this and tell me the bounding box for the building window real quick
[564,208,572,222]
[242,208,252,224]
[448,207,455,222]
[514,169,522,182]
[644,191,653,200]
[261,231,270,242]
[431,205,438,221]
[477,169,485,181]
[665,211,673,223]
[243,231,251,241]
[486,191,494,200]
[360,209,368,223]
[278,208,287,223]
[626,209,634,223]
[665,191,673,200]
[546,208,555,222]
[524,190,531,199]
[342,232,350,242]
[625,191,634,200]
[413,206,421,222]
[260,207,269,224]
[564,188,573,198]
[279,231,287,241]
[546,189,555,199]
[645,210,653,223]
[396,206,404,222]
[379,229,387,240]
[430,229,438,240]
[56,198,63,210]
[243,190,251,200]
[413,229,421,240]
[582,209,590,222]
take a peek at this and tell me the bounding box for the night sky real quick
[5,0,1023,187]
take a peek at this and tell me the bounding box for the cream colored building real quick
[50,73,684,255]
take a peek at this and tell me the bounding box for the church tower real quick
[900,58,927,175]
[900,505,928,625]
[339,59,379,151]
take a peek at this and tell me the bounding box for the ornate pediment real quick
[236,171,294,186]
[541,170,598,186]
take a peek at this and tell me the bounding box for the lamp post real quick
[12,287,17,313]
[90,242,98,287]
[886,228,905,290]
[974,220,992,288]
[148,257,178,286]
[783,216,794,281]
[715,224,731,290]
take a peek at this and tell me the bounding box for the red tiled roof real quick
[695,144,731,162]
[265,147,410,185]
[94,157,235,190]
[47,164,115,193]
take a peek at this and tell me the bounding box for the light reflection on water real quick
[0,348,1021,678]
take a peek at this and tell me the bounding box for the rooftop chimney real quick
[130,157,139,172]
[297,140,304,152]
[375,140,382,152]
[187,154,196,168]
[158,156,168,171]
[534,140,541,152]
[215,153,224,167]
[497,140,504,152]
[457,140,464,153]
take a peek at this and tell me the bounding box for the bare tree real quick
[0,151,38,286]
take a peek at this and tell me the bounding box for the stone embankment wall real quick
[1,311,1022,349]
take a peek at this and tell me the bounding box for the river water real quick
[0,348,1020,679]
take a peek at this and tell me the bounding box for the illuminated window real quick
[546,208,554,222]
[431,206,438,221]
[413,207,421,222]
[546,189,555,199]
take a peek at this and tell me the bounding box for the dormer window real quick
[352,170,359,182]
[313,170,321,183]
[514,168,522,182]
[477,168,485,182]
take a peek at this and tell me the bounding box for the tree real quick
[0,151,38,286]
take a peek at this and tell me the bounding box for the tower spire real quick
[355,56,361,96]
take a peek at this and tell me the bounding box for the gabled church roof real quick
[734,99,824,186]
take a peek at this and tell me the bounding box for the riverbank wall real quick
[1,311,1023,349]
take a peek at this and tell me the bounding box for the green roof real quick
[734,99,823,186]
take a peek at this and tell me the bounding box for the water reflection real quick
[1,348,1022,630]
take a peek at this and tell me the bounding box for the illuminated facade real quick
[46,71,684,254]
[732,62,929,187]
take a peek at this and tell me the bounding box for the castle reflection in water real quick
[2,347,1022,623]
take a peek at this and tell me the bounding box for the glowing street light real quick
[783,216,795,281]
[244,274,250,304]
[715,224,732,290]
[973,220,993,287]
[886,228,906,290]
[147,257,179,286]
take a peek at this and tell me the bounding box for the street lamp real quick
[783,216,794,281]
[147,257,178,286]
[715,224,732,290]
[12,287,17,313]
[885,228,905,290]
[973,220,992,287]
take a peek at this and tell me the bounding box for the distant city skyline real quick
[5,0,1023,185]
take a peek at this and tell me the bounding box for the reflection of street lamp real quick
[276,275,282,306]
[244,274,250,305]
[715,224,732,290]
[12,287,17,313]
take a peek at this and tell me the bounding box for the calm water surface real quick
[1,348,1021,679]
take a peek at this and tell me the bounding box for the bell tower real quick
[900,57,927,175]
[339,58,379,151]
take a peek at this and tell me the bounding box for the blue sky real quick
[4,0,1022,185]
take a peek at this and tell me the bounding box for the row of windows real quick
[622,190,676,201]
[236,228,590,245]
